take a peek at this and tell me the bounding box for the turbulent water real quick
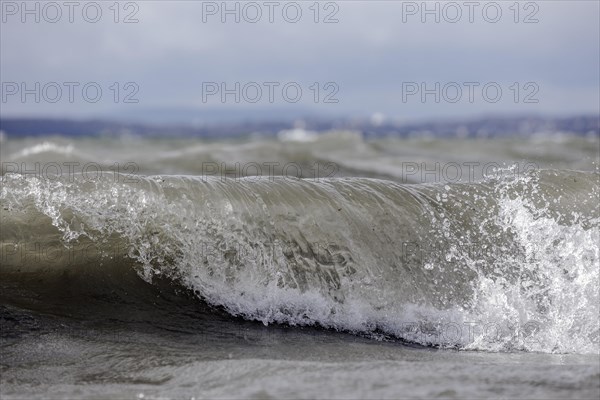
[1,132,599,399]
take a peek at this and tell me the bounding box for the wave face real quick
[1,169,599,354]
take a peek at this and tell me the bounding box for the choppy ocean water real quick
[1,132,599,399]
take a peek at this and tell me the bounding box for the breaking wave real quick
[1,169,598,354]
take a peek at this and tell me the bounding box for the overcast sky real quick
[1,0,598,124]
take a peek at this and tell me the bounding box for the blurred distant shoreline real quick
[0,114,598,139]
